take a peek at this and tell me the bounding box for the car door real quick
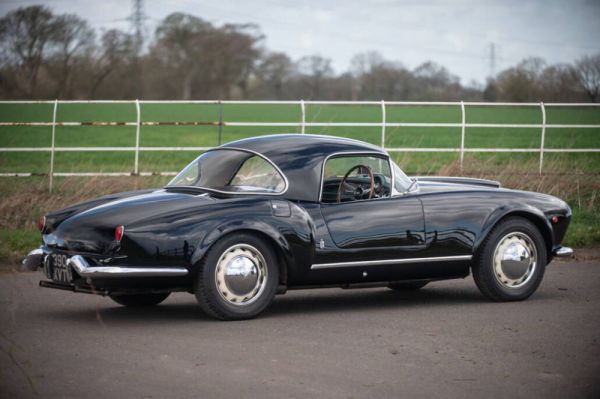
[318,154,426,261]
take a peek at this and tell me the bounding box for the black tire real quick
[473,216,547,302]
[195,233,279,320]
[109,292,170,307]
[388,281,429,291]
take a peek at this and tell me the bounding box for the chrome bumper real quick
[23,247,188,278]
[553,246,574,258]
[67,255,188,278]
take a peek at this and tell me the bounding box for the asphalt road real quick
[1,260,599,399]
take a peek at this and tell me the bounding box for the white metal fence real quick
[0,100,599,190]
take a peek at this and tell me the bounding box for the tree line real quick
[1,5,599,102]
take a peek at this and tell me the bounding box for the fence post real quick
[48,99,58,192]
[380,100,386,149]
[134,99,141,175]
[460,101,466,171]
[217,100,223,145]
[539,102,546,174]
[300,99,305,134]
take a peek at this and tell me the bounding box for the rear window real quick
[167,149,286,194]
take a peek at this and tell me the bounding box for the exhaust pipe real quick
[22,248,45,271]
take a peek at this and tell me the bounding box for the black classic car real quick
[23,134,573,320]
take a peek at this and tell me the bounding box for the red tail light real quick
[115,225,125,243]
[37,216,46,232]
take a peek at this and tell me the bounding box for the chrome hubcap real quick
[493,232,537,288]
[215,244,267,306]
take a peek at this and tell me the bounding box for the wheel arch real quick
[190,222,293,287]
[476,206,553,263]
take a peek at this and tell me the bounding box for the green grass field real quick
[1,102,599,174]
[0,102,599,263]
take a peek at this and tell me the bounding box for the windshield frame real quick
[166,147,289,196]
[390,159,418,196]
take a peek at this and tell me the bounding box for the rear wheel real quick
[109,292,170,307]
[388,281,428,291]
[195,233,279,320]
[473,217,547,301]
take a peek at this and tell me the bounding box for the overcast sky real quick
[2,0,599,85]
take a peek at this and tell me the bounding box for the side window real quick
[321,155,392,203]
[229,155,285,193]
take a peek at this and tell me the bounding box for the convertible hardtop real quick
[221,134,385,202]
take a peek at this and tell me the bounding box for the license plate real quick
[45,252,73,283]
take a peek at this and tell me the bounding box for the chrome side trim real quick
[67,255,188,278]
[553,246,573,258]
[414,176,501,188]
[311,255,472,270]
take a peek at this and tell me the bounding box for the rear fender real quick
[190,219,296,274]
[46,189,155,232]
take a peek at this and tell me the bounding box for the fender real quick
[475,202,553,258]
[46,189,155,231]
[190,218,300,276]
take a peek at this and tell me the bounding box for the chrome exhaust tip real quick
[22,248,45,271]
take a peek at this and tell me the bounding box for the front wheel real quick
[109,292,170,307]
[473,217,547,302]
[195,233,279,320]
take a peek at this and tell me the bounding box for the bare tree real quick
[153,13,213,99]
[495,58,545,102]
[48,14,95,98]
[575,54,600,102]
[350,51,385,100]
[350,51,414,100]
[297,55,333,99]
[538,64,582,102]
[0,5,594,102]
[413,61,463,100]
[212,23,262,99]
[0,6,54,96]
[254,52,292,99]
[88,29,135,98]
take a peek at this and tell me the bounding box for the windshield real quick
[167,149,286,194]
[391,160,415,194]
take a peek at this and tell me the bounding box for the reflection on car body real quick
[23,134,573,320]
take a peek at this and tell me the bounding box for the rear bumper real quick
[552,246,573,258]
[67,255,188,278]
[22,246,189,278]
[22,247,49,271]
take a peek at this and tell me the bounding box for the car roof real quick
[220,134,387,202]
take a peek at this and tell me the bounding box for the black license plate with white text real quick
[45,252,73,283]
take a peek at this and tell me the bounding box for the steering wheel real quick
[336,164,375,203]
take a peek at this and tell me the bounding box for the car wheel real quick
[109,292,170,307]
[473,217,547,302]
[388,281,428,291]
[195,233,279,320]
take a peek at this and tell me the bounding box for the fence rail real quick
[1,100,599,191]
